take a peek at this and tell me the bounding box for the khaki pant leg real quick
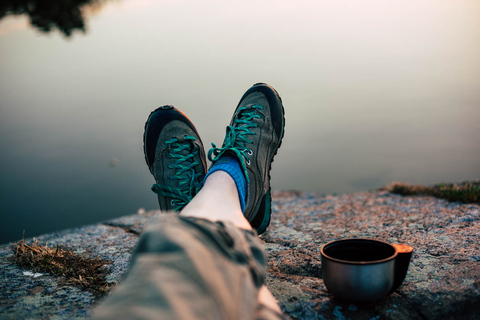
[92,214,271,320]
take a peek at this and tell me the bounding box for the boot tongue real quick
[212,151,238,165]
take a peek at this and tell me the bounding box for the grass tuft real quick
[386,181,480,204]
[13,237,113,294]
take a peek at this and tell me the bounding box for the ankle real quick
[180,171,252,230]
[204,155,247,212]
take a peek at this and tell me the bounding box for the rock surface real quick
[1,190,479,319]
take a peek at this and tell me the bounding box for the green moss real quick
[434,183,479,203]
[387,181,480,204]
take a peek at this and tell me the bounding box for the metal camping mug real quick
[320,238,413,302]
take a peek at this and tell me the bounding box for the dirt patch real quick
[13,237,113,295]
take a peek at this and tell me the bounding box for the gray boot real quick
[144,106,207,211]
[208,83,285,234]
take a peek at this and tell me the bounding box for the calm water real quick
[1,0,479,244]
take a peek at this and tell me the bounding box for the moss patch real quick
[13,237,113,294]
[385,181,480,204]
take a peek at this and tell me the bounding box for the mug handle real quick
[390,244,414,293]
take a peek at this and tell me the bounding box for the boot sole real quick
[247,83,285,234]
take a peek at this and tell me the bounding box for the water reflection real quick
[0,0,114,36]
[1,0,479,245]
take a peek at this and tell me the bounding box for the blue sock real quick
[204,155,247,212]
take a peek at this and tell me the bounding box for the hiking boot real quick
[144,106,207,211]
[208,83,285,234]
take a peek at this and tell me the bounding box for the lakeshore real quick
[1,188,479,319]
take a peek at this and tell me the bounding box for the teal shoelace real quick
[151,136,203,211]
[207,105,264,183]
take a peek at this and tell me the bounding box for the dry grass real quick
[14,237,113,294]
[385,181,480,204]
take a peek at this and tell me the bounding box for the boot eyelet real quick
[247,150,253,156]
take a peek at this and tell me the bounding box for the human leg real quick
[180,82,287,314]
[93,84,285,319]
[93,214,269,320]
[179,170,250,229]
[180,170,282,315]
